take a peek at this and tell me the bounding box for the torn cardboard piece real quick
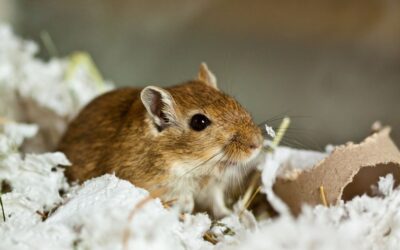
[273,127,400,215]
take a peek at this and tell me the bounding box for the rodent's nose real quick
[232,128,263,150]
[249,143,258,149]
[249,133,263,149]
[249,140,261,149]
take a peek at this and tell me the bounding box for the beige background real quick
[2,0,399,149]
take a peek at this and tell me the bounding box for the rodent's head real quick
[140,63,264,178]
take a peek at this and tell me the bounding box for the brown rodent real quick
[58,63,264,218]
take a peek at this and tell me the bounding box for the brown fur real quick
[58,77,263,208]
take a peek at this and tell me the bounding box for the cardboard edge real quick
[273,127,400,215]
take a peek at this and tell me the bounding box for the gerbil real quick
[58,63,264,218]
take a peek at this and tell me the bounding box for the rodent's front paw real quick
[177,194,195,213]
[213,203,232,219]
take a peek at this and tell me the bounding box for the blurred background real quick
[1,0,399,149]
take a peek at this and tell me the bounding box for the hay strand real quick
[319,185,328,207]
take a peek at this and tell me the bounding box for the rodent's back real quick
[58,87,142,181]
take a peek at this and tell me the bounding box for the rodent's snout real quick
[225,130,263,166]
[249,140,260,150]
[231,129,263,151]
[249,133,264,149]
[248,125,264,148]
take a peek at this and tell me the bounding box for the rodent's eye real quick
[190,114,211,131]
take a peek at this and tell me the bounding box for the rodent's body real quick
[59,64,264,217]
[59,87,163,188]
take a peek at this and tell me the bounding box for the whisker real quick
[258,115,313,127]
[258,110,292,123]
[279,132,323,151]
[278,137,321,151]
[176,148,224,179]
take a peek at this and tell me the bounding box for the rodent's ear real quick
[197,62,218,89]
[140,86,177,131]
